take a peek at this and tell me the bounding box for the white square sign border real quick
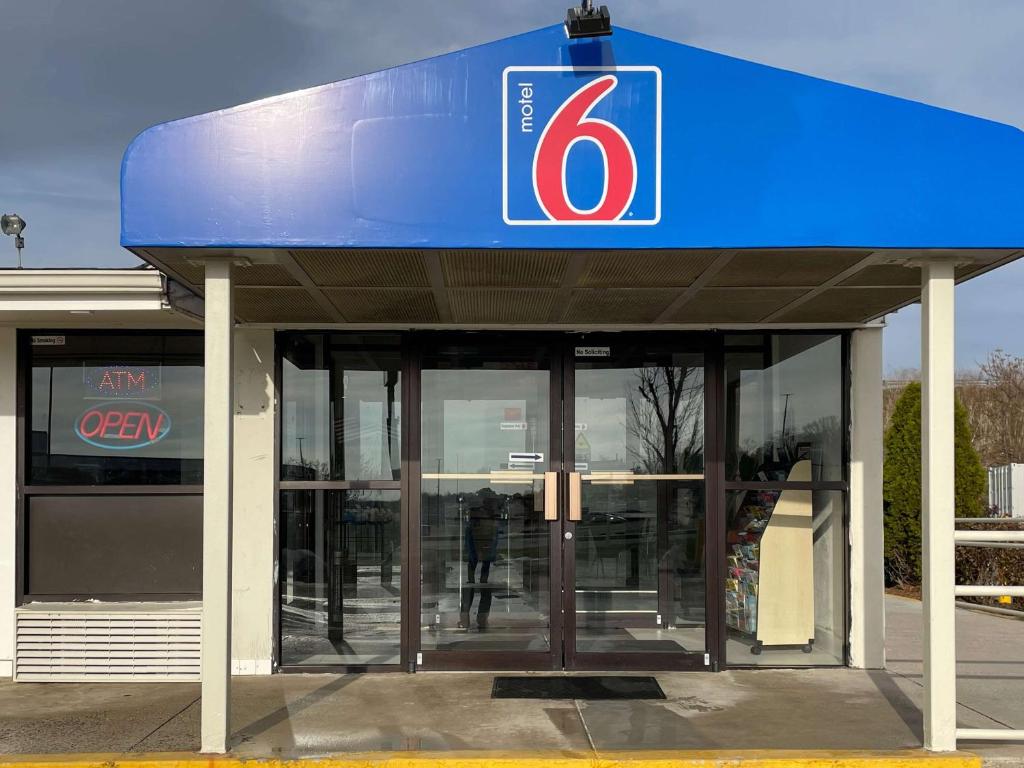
[502,65,663,227]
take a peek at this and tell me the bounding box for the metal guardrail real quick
[953,520,1024,744]
[954,518,1024,523]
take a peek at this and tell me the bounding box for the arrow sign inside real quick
[509,452,544,463]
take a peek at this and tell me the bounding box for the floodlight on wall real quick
[565,0,612,38]
[1,213,26,269]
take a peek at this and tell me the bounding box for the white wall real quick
[0,329,15,677]
[849,326,886,669]
[988,463,1024,517]
[230,328,276,675]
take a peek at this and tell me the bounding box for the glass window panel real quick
[725,334,843,482]
[575,480,705,654]
[280,489,402,666]
[280,334,401,481]
[28,333,203,485]
[573,344,706,654]
[725,487,845,665]
[575,352,704,475]
[420,345,551,652]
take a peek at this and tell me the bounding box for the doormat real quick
[491,675,665,700]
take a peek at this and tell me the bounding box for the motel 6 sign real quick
[503,66,662,225]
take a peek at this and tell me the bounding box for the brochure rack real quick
[726,460,815,654]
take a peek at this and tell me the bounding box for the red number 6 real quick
[532,75,637,222]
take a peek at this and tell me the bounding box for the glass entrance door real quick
[563,338,710,670]
[414,335,710,671]
[417,339,563,669]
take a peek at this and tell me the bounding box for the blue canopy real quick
[121,24,1024,250]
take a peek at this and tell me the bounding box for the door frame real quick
[559,333,720,672]
[410,332,566,671]
[408,331,722,672]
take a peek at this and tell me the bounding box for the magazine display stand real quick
[726,460,815,654]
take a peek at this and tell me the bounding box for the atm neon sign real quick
[74,401,172,450]
[83,365,161,400]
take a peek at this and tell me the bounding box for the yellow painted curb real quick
[0,750,982,768]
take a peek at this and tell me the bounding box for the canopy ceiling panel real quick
[775,287,922,324]
[441,251,569,287]
[323,288,439,323]
[139,246,1019,326]
[293,250,431,287]
[450,288,557,323]
[709,250,871,287]
[672,288,811,324]
[578,251,718,288]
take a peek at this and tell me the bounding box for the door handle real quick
[544,471,558,521]
[569,472,582,522]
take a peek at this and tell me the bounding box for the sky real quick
[1,0,1022,373]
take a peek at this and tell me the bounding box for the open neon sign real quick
[74,401,172,450]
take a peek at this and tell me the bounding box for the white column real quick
[921,259,957,752]
[231,328,276,675]
[848,326,885,669]
[202,260,234,753]
[0,329,16,678]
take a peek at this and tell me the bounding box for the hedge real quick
[883,381,987,586]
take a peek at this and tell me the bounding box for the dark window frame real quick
[25,330,205,487]
[16,330,204,604]
[718,331,851,669]
[270,329,852,673]
[275,331,408,673]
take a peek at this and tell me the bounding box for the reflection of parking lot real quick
[421,484,552,650]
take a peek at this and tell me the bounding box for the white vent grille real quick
[15,606,201,682]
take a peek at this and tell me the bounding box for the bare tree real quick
[959,351,1024,467]
[626,365,704,473]
[884,352,1024,469]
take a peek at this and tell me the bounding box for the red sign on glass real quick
[83,365,161,400]
[74,401,172,450]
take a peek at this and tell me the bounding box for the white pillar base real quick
[921,259,957,752]
[849,326,886,669]
[201,260,234,754]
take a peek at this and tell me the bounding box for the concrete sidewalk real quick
[885,593,1024,762]
[0,667,934,755]
[0,596,1020,765]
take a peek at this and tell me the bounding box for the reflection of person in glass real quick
[459,492,501,631]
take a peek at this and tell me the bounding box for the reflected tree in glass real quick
[626,364,704,474]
